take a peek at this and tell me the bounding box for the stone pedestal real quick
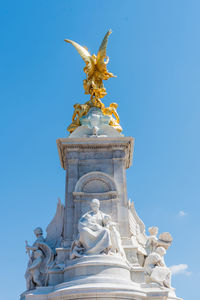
[56,137,134,247]
[20,135,182,300]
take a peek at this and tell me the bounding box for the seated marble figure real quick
[144,246,171,288]
[70,199,125,259]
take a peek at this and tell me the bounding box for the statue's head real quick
[110,103,118,109]
[148,226,158,236]
[156,246,166,257]
[74,103,80,109]
[34,227,43,237]
[90,198,100,213]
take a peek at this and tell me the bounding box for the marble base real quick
[64,254,130,282]
[20,255,182,300]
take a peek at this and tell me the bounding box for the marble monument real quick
[20,30,182,300]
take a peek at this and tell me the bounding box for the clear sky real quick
[0,1,199,299]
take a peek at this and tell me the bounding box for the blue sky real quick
[0,1,199,299]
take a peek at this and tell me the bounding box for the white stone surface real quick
[70,198,126,259]
[20,136,182,300]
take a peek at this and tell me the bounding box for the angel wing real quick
[128,199,147,245]
[45,198,65,250]
[96,29,112,72]
[64,39,95,77]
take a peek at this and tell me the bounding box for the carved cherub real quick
[145,226,159,255]
[102,215,126,259]
[65,30,116,100]
[70,240,84,260]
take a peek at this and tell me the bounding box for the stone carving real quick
[145,226,173,255]
[144,246,171,288]
[158,232,173,249]
[45,198,65,250]
[131,224,147,266]
[25,200,65,290]
[75,171,117,194]
[70,198,125,259]
[127,200,147,266]
[145,226,159,256]
[25,227,54,290]
[142,227,173,288]
[80,107,110,135]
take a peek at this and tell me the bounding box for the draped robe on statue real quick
[78,210,112,255]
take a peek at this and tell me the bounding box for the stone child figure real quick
[102,214,126,259]
[145,226,158,256]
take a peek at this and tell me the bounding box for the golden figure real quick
[67,103,90,133]
[85,98,105,111]
[65,30,123,134]
[102,103,122,133]
[65,30,116,101]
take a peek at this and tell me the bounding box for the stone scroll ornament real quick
[25,199,65,290]
[70,198,126,260]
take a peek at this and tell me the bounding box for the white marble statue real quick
[70,198,125,258]
[103,214,126,259]
[131,224,147,266]
[145,226,173,256]
[25,248,44,289]
[145,226,159,256]
[25,227,55,290]
[144,246,171,288]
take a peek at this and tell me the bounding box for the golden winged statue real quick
[65,29,116,103]
[65,30,122,134]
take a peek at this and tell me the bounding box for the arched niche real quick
[72,171,119,236]
[74,171,117,194]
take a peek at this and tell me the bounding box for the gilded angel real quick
[65,30,116,100]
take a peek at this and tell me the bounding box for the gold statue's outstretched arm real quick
[64,39,94,76]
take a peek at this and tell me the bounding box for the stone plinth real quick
[64,255,130,282]
[56,137,134,247]
[20,134,182,300]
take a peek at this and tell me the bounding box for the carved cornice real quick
[56,137,134,170]
[73,191,118,202]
